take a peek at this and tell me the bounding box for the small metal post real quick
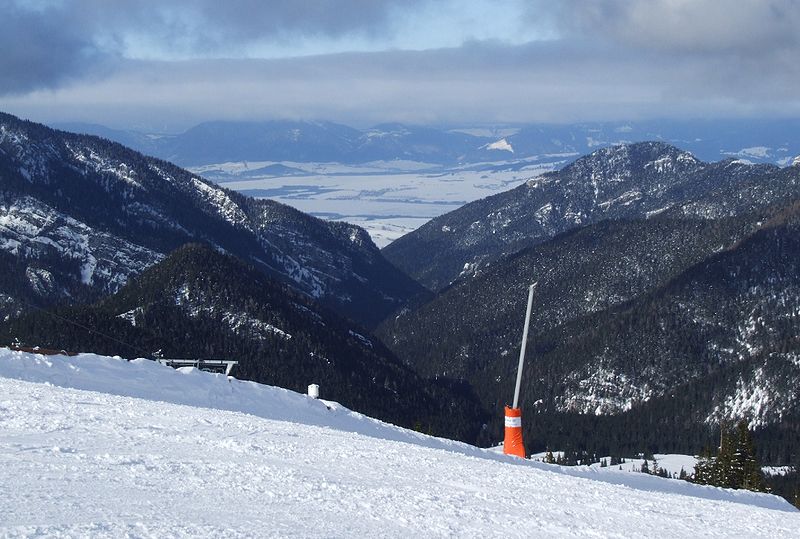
[512,283,537,409]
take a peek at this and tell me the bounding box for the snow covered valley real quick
[1,348,798,537]
[193,158,567,247]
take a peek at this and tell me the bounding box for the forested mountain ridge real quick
[377,161,800,458]
[0,112,426,328]
[383,142,800,291]
[0,244,486,442]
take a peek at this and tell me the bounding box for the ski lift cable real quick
[10,298,154,359]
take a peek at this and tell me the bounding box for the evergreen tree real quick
[714,426,736,488]
[734,420,765,492]
[693,446,714,485]
[692,422,766,493]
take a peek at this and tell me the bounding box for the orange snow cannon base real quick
[503,405,525,458]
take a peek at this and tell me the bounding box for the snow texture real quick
[0,348,797,538]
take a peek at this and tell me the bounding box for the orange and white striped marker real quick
[503,282,536,459]
[503,405,525,458]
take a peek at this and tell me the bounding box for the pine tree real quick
[694,446,714,485]
[734,420,765,492]
[714,426,736,488]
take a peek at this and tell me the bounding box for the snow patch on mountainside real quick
[0,124,57,182]
[709,365,798,429]
[725,147,772,160]
[190,177,251,230]
[560,367,652,415]
[172,283,292,340]
[68,143,143,190]
[483,138,514,153]
[0,196,163,293]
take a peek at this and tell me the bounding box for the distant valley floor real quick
[193,156,569,246]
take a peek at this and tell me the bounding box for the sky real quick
[1,0,799,132]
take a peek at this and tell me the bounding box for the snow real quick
[764,466,795,477]
[192,157,566,245]
[597,190,643,211]
[530,453,698,477]
[0,196,163,293]
[595,454,697,476]
[68,144,143,189]
[172,284,293,340]
[0,348,797,537]
[725,147,771,159]
[708,367,790,428]
[484,138,514,153]
[116,307,142,326]
[190,177,252,231]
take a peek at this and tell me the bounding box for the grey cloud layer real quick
[2,0,799,124]
[7,39,799,129]
[547,0,800,55]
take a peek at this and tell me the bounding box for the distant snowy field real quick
[192,157,569,247]
[1,348,798,538]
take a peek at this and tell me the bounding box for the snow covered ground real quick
[531,452,697,477]
[192,158,568,247]
[1,348,798,537]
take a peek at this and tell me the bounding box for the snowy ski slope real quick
[0,348,797,537]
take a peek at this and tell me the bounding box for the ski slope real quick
[1,349,798,538]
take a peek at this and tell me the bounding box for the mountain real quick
[53,118,800,168]
[154,120,362,166]
[491,119,800,165]
[0,112,426,328]
[383,142,800,291]
[378,214,758,378]
[349,123,483,164]
[0,244,486,442]
[50,122,162,155]
[518,204,800,461]
[60,120,494,167]
[377,149,800,459]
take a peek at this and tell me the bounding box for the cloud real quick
[0,0,419,93]
[0,1,112,94]
[6,39,799,130]
[1,0,799,125]
[546,0,800,55]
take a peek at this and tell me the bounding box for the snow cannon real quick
[503,406,525,458]
[503,282,537,459]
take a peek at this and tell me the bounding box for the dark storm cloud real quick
[0,1,110,94]
[0,0,416,94]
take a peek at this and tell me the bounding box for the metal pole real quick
[512,283,537,409]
